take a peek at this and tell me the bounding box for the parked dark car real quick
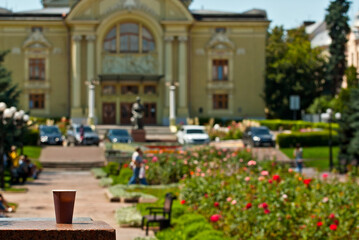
[106,129,132,143]
[39,125,63,145]
[243,126,275,147]
[66,124,100,146]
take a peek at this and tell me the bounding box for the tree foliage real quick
[324,0,351,96]
[264,26,326,119]
[0,50,20,107]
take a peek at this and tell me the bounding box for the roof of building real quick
[17,7,70,15]
[0,7,11,14]
[191,8,268,21]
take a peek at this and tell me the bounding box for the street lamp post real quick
[321,108,341,172]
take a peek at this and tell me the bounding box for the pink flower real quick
[322,197,329,203]
[322,173,329,179]
[210,214,221,222]
[247,160,257,166]
[268,179,273,184]
[259,202,268,209]
[329,213,335,219]
[231,200,237,205]
[261,170,269,176]
[288,168,293,173]
[201,173,205,177]
[152,156,158,163]
[258,176,265,181]
[226,197,232,202]
[264,209,270,214]
[245,177,251,182]
[245,203,252,209]
[214,202,219,207]
[204,193,208,198]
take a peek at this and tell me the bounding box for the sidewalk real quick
[4,170,151,240]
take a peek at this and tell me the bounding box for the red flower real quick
[329,213,335,219]
[303,179,312,186]
[334,219,339,225]
[204,193,208,198]
[210,214,221,222]
[272,175,281,182]
[123,163,128,168]
[317,222,323,227]
[245,203,252,209]
[264,209,270,214]
[180,200,186,205]
[259,202,268,209]
[268,179,273,184]
[214,202,219,207]
[329,224,337,231]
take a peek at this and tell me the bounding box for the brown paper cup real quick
[53,190,76,224]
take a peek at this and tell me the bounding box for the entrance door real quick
[144,103,157,125]
[102,102,116,124]
[120,103,132,125]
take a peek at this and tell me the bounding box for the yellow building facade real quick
[0,0,269,125]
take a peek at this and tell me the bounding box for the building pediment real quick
[207,32,235,50]
[23,30,52,49]
[67,0,193,22]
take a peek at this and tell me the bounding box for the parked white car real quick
[176,125,210,144]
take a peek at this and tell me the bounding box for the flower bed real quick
[175,149,359,239]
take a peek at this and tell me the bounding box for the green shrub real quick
[184,221,212,239]
[257,119,339,131]
[104,162,119,175]
[191,230,225,240]
[23,129,39,146]
[111,167,133,185]
[115,206,142,227]
[99,177,113,187]
[277,131,338,148]
[91,168,107,178]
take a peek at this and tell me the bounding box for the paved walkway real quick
[4,169,150,240]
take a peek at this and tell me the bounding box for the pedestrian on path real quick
[293,143,303,174]
[128,148,148,185]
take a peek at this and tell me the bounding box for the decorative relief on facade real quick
[195,49,205,55]
[207,32,235,50]
[53,47,62,54]
[102,55,158,74]
[11,48,21,54]
[236,48,246,55]
[23,30,52,49]
[100,0,159,20]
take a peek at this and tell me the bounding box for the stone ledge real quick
[0,219,115,240]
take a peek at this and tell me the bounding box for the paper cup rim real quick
[52,190,76,192]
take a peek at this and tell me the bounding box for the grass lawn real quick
[280,146,339,171]
[21,146,42,160]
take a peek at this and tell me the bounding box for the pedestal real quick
[0,218,115,240]
[131,129,146,142]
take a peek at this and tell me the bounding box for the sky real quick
[0,0,358,29]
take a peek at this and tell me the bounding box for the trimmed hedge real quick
[23,129,39,146]
[277,131,339,148]
[258,119,339,131]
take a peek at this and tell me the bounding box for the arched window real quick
[103,26,117,53]
[142,26,155,52]
[103,22,155,53]
[120,23,139,53]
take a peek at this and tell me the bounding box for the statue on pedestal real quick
[131,96,145,130]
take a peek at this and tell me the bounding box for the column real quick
[71,35,82,117]
[169,85,176,130]
[164,36,174,108]
[86,35,96,124]
[178,36,188,117]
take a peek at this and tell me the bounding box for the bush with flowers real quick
[170,148,359,239]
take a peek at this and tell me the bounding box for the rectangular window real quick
[212,60,228,81]
[102,85,116,95]
[121,85,139,94]
[213,94,228,109]
[29,94,45,109]
[144,85,156,94]
[29,58,45,80]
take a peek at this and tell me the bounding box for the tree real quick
[324,0,351,96]
[0,50,20,107]
[264,26,326,119]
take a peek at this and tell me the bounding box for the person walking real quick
[128,149,148,185]
[293,143,303,174]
